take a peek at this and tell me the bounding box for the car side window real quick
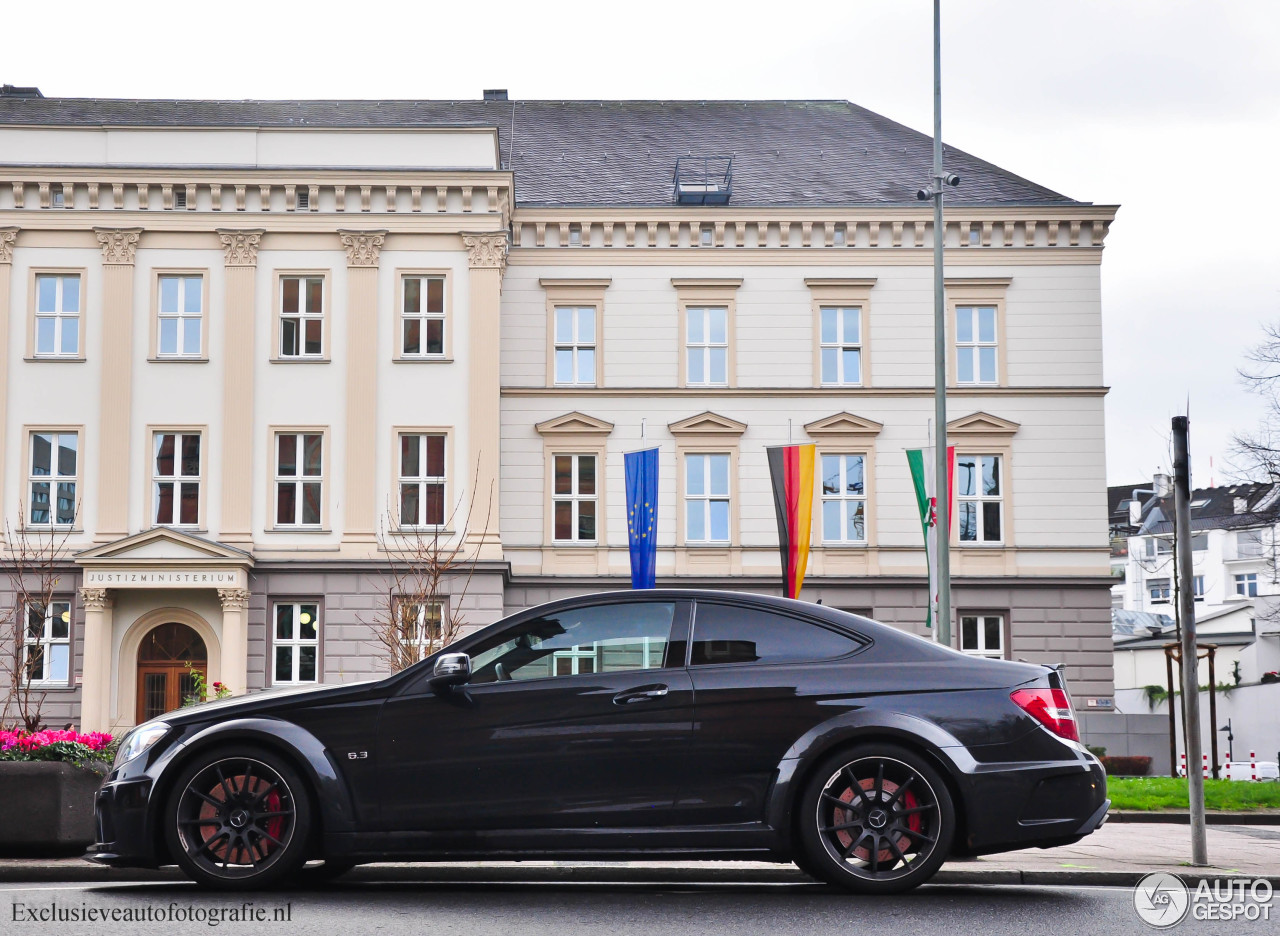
[690,603,861,666]
[469,602,676,684]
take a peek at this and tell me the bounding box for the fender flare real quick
[764,709,976,838]
[150,717,358,840]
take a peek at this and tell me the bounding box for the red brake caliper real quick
[833,778,923,864]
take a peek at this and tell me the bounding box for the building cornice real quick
[501,385,1110,398]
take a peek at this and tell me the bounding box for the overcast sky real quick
[9,1,1279,488]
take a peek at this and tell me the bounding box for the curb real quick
[1107,811,1280,825]
[1,862,1277,889]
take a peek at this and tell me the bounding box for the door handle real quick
[612,685,669,705]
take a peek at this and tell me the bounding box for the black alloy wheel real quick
[164,747,312,889]
[797,744,955,894]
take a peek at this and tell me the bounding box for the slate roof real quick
[0,97,1083,209]
[1138,482,1280,536]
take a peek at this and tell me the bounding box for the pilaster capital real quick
[80,587,112,610]
[217,587,251,612]
[0,226,17,264]
[216,228,265,267]
[462,231,508,272]
[337,229,388,267]
[93,227,142,265]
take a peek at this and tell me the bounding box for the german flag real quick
[767,444,816,600]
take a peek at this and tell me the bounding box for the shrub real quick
[1100,754,1152,776]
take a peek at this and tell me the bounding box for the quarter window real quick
[819,306,862,385]
[685,453,730,544]
[399,433,445,527]
[280,276,324,357]
[957,454,1002,543]
[469,602,675,684]
[690,604,861,666]
[821,453,867,543]
[28,431,77,527]
[34,274,81,357]
[157,275,203,356]
[275,432,322,526]
[23,600,71,684]
[553,306,596,385]
[956,305,998,385]
[402,276,445,356]
[686,306,728,386]
[274,602,319,684]
[553,454,597,542]
[960,614,1004,659]
[153,432,201,526]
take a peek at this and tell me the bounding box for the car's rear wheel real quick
[797,743,955,894]
[164,746,312,890]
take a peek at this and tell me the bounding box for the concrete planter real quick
[0,761,105,855]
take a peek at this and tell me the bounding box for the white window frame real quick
[820,453,867,544]
[960,613,1004,659]
[1235,573,1259,598]
[28,431,78,528]
[274,432,323,527]
[685,306,729,387]
[34,273,81,358]
[398,432,446,528]
[685,452,731,544]
[819,306,863,386]
[156,274,203,358]
[1193,575,1205,602]
[956,454,1003,544]
[552,453,598,544]
[22,600,72,686]
[956,305,999,386]
[279,275,325,358]
[401,275,446,358]
[1149,578,1171,604]
[553,306,597,386]
[272,602,320,685]
[152,431,201,527]
[1237,529,1265,558]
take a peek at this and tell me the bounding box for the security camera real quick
[917,187,935,201]
[942,173,960,187]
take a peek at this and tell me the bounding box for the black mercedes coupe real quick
[89,590,1108,892]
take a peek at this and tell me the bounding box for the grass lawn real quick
[1108,776,1280,811]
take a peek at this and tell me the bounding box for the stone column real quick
[217,587,250,696]
[0,228,16,544]
[462,232,507,560]
[79,587,113,733]
[93,228,142,541]
[216,230,264,545]
[338,230,386,543]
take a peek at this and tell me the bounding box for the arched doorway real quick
[136,622,208,723]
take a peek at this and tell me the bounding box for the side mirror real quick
[430,652,471,690]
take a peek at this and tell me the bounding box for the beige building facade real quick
[0,93,1117,734]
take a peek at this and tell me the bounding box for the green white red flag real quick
[906,446,954,632]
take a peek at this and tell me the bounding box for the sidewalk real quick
[2,821,1278,887]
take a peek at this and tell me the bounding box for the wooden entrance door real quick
[136,622,208,724]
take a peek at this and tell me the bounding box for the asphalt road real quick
[4,877,1276,936]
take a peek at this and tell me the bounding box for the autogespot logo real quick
[1134,872,1190,928]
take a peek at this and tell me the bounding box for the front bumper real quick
[85,776,161,868]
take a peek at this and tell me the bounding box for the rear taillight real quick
[1010,687,1080,742]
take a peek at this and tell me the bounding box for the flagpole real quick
[930,0,952,648]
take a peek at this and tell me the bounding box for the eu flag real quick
[624,448,659,589]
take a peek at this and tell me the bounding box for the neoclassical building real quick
[0,90,1118,733]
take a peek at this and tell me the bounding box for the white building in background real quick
[0,88,1119,733]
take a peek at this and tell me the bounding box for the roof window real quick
[673,155,733,205]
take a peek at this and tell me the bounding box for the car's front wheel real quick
[796,743,955,894]
[163,745,312,889]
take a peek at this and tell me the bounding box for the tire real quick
[796,743,955,894]
[163,745,313,890]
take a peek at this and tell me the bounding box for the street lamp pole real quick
[930,0,951,647]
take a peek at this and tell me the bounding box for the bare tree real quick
[363,461,494,674]
[1,506,78,731]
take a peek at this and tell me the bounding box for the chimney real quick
[1234,497,1248,514]
[483,89,508,101]
[1153,473,1173,498]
